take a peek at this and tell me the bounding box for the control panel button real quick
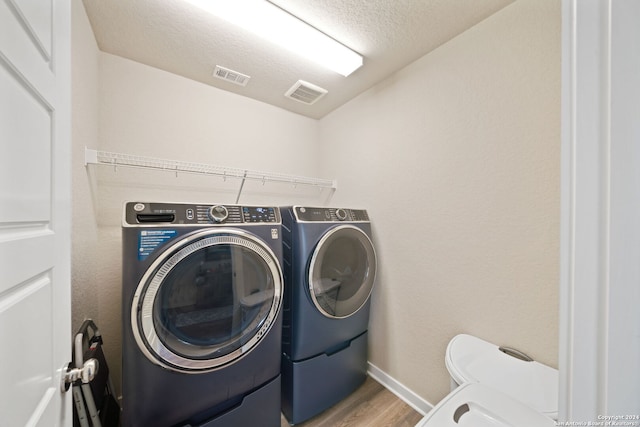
[335,208,348,221]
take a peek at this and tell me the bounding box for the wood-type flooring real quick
[280,376,424,427]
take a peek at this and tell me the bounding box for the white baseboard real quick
[367,362,434,416]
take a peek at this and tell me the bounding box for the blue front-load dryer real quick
[121,202,283,427]
[280,206,377,424]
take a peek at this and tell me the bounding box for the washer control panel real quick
[294,206,369,222]
[124,202,280,225]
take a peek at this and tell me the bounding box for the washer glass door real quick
[308,225,377,318]
[132,229,282,372]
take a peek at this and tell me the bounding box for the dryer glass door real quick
[132,229,282,372]
[308,225,377,318]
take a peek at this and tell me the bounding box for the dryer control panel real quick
[293,206,370,222]
[123,202,280,226]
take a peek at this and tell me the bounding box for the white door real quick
[0,0,72,426]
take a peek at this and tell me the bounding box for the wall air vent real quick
[284,80,328,105]
[213,65,250,87]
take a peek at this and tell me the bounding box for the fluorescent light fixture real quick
[183,0,363,76]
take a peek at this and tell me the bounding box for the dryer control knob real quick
[208,205,228,223]
[335,208,348,221]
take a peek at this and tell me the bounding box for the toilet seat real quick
[445,334,558,419]
[415,383,556,427]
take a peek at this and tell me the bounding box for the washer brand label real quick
[271,228,279,239]
[138,230,177,260]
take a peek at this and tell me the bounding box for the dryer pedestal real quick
[187,375,281,427]
[281,332,368,425]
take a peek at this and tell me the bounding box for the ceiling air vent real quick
[285,80,327,105]
[213,65,250,87]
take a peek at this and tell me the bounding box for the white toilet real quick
[415,334,558,427]
[415,382,556,427]
[446,334,558,420]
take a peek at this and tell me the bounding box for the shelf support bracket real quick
[235,170,248,204]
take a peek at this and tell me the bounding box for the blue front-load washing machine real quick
[280,206,377,424]
[121,202,283,427]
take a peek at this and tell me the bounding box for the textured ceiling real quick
[82,0,513,119]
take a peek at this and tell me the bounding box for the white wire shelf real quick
[84,148,337,203]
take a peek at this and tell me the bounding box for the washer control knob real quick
[335,208,348,221]
[208,205,228,223]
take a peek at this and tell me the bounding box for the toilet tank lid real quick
[445,334,559,419]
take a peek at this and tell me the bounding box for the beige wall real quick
[319,0,560,405]
[71,0,561,406]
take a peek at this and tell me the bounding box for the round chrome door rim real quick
[307,224,377,319]
[131,228,282,372]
